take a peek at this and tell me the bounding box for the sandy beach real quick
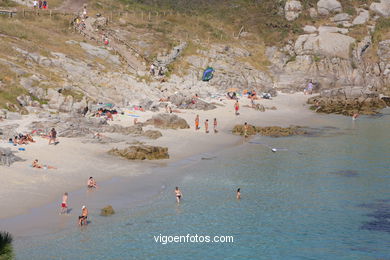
[0,93,318,233]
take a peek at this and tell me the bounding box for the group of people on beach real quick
[195,115,217,133]
[10,133,35,145]
[59,176,98,226]
[33,0,48,9]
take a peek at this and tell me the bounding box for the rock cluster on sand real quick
[307,88,388,116]
[145,114,190,129]
[232,125,306,137]
[100,205,115,216]
[28,116,150,138]
[0,148,23,166]
[108,145,169,160]
[142,130,163,139]
[169,93,217,110]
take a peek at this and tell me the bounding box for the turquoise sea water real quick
[14,112,390,259]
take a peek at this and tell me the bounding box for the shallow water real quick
[14,113,390,259]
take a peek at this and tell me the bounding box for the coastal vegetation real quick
[0,231,13,260]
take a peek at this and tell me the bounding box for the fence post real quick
[50,10,52,18]
[148,11,151,21]
[141,11,143,21]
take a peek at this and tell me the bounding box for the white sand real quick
[0,93,317,220]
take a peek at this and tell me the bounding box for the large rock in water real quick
[232,125,306,137]
[307,87,387,116]
[145,114,190,129]
[108,145,169,160]
[100,205,115,216]
[317,0,342,15]
[370,0,390,17]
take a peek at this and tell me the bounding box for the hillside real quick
[0,0,390,116]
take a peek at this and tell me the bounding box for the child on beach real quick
[205,119,209,133]
[195,115,200,130]
[60,192,68,214]
[175,187,182,204]
[234,101,240,116]
[213,118,218,133]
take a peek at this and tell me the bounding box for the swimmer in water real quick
[352,113,359,120]
[175,186,182,204]
[237,188,241,200]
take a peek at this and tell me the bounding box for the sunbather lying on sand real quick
[32,159,57,169]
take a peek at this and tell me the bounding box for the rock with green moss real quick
[108,145,169,160]
[232,125,306,137]
[100,205,115,216]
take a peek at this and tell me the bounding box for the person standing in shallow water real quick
[60,192,68,214]
[205,119,209,133]
[234,100,240,116]
[175,187,182,204]
[236,188,241,200]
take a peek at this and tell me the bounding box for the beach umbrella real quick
[227,88,238,92]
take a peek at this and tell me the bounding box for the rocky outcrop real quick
[155,42,187,69]
[28,117,144,138]
[307,87,388,115]
[352,9,369,25]
[142,130,163,139]
[0,147,23,166]
[382,96,390,106]
[317,0,342,15]
[232,125,306,137]
[169,93,216,110]
[370,0,390,17]
[294,32,355,59]
[285,0,302,21]
[145,114,190,129]
[108,145,169,160]
[100,205,115,216]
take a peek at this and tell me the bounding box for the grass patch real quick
[60,89,84,102]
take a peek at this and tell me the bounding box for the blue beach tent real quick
[202,67,214,81]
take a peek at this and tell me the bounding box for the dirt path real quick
[57,0,88,12]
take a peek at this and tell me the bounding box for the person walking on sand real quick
[244,122,249,138]
[213,118,218,133]
[175,187,182,204]
[205,119,209,133]
[195,115,200,130]
[234,100,240,116]
[33,0,38,8]
[78,205,88,226]
[237,188,241,200]
[49,128,57,145]
[60,192,68,214]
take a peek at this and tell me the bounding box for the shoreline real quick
[0,93,321,236]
